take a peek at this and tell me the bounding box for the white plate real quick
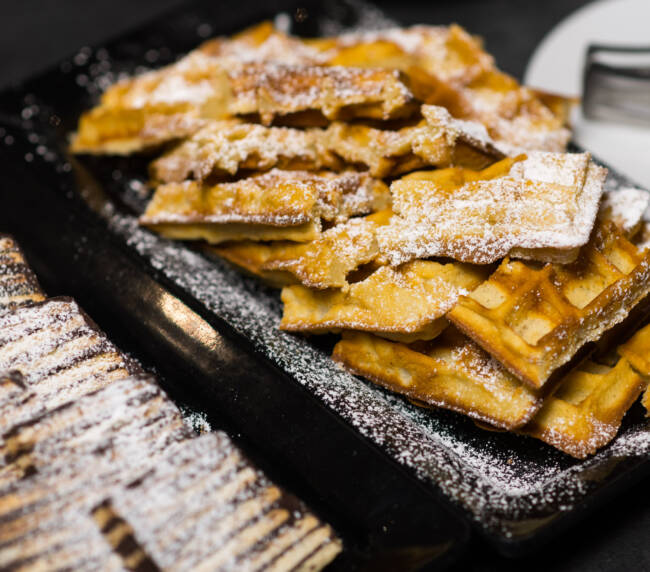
[524,0,650,189]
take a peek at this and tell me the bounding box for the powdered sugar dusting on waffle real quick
[378,152,607,265]
[599,187,650,233]
[152,121,326,181]
[228,63,414,119]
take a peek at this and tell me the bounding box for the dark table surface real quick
[1,1,649,571]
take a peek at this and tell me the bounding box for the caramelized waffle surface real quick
[280,260,487,342]
[140,170,389,244]
[0,235,45,314]
[449,222,650,389]
[378,152,607,265]
[333,328,542,429]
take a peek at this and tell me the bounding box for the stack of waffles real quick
[0,236,341,570]
[73,22,650,459]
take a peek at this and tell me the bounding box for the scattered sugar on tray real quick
[107,212,649,534]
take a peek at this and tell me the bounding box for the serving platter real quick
[1,0,649,563]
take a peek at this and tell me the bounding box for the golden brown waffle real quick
[0,234,45,313]
[140,170,389,244]
[310,25,571,152]
[209,210,390,290]
[521,357,646,458]
[228,63,417,125]
[71,53,230,154]
[150,119,334,182]
[449,222,650,389]
[206,241,300,287]
[281,260,487,342]
[617,322,650,415]
[323,105,503,177]
[378,152,606,265]
[332,328,542,429]
[262,209,392,289]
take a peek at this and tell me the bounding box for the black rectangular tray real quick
[1,0,649,564]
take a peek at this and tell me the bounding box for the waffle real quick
[206,241,300,287]
[617,322,650,415]
[281,260,487,342]
[262,209,392,290]
[378,152,607,265]
[323,105,503,177]
[449,222,650,389]
[209,210,390,290]
[140,170,390,244]
[522,356,646,458]
[0,298,132,431]
[228,63,417,125]
[312,25,571,152]
[598,188,650,237]
[71,52,230,154]
[332,328,542,429]
[97,432,342,571]
[0,235,45,314]
[150,119,334,183]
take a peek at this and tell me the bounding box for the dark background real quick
[1,1,648,571]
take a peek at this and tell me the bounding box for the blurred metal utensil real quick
[583,44,650,127]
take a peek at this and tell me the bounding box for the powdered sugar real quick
[378,152,607,265]
[105,209,650,537]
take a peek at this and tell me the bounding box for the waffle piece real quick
[449,222,650,388]
[281,260,487,342]
[617,322,650,415]
[264,209,392,290]
[140,170,389,244]
[323,105,503,177]
[598,188,650,237]
[0,297,132,431]
[71,52,231,154]
[313,25,571,152]
[74,58,417,152]
[333,328,541,429]
[0,235,45,314]
[209,210,390,290]
[206,241,300,287]
[228,63,417,125]
[0,376,189,488]
[378,152,607,265]
[521,357,645,458]
[97,432,341,571]
[150,120,335,183]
